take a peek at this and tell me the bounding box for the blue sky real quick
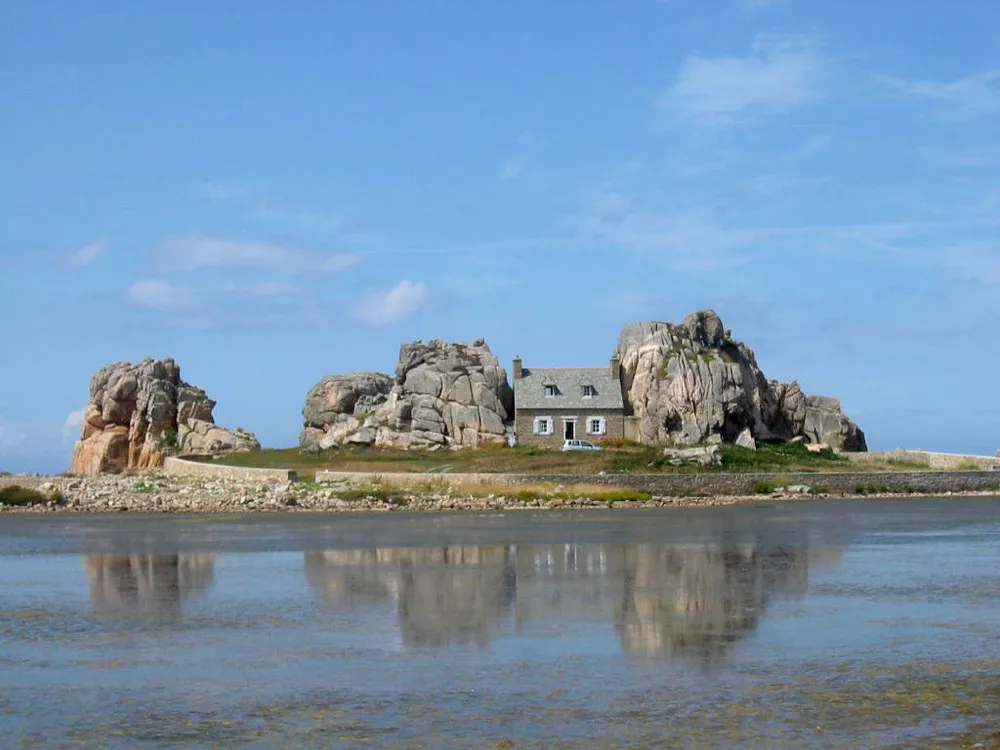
[2,0,999,473]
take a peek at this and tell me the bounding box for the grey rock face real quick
[801,395,867,452]
[735,428,757,451]
[663,445,723,466]
[616,310,866,451]
[300,339,514,451]
[70,358,260,476]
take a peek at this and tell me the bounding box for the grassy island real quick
[199,440,930,482]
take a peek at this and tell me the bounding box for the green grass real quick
[323,479,653,504]
[0,485,65,507]
[202,439,924,481]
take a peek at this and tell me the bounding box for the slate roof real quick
[514,368,624,410]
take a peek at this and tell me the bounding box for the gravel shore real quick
[1,473,998,514]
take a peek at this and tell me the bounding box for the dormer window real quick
[544,384,557,397]
[582,385,595,398]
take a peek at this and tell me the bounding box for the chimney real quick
[610,354,621,380]
[513,356,523,380]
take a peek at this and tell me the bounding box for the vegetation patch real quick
[205,437,943,480]
[722,441,848,472]
[0,485,65,507]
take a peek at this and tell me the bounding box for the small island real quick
[2,310,998,513]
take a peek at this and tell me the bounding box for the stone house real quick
[512,356,625,447]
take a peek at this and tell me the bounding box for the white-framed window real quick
[543,385,557,397]
[582,385,594,397]
[533,416,553,435]
[587,417,606,435]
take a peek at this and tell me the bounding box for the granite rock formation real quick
[616,311,866,451]
[70,358,259,475]
[300,339,514,451]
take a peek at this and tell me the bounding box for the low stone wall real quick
[163,457,297,483]
[315,469,1000,496]
[0,475,53,491]
[846,449,1000,470]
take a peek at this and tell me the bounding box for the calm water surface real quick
[1,498,998,748]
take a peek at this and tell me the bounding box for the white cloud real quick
[126,280,193,311]
[155,235,359,274]
[68,238,109,267]
[659,33,825,124]
[62,408,86,442]
[877,69,1000,119]
[357,280,428,326]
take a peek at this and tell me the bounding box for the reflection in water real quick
[306,533,821,662]
[306,548,515,647]
[616,542,806,661]
[84,554,215,618]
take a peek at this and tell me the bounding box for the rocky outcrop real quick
[616,311,866,451]
[70,358,259,475]
[301,339,514,451]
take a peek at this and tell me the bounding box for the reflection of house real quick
[84,554,215,618]
[512,356,625,447]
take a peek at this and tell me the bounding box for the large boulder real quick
[616,310,866,451]
[70,358,259,475]
[300,339,514,451]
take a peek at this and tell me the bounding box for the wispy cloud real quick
[357,280,428,326]
[877,69,1000,119]
[500,129,543,180]
[220,281,299,296]
[123,277,327,329]
[738,0,777,13]
[248,205,379,240]
[67,238,109,267]
[155,235,359,274]
[62,408,86,442]
[200,181,379,241]
[126,280,193,311]
[658,33,825,125]
[200,182,257,201]
[576,191,759,271]
[0,421,27,455]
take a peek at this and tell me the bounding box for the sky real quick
[2,0,999,473]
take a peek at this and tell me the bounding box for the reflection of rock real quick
[615,541,807,662]
[397,547,515,648]
[84,554,215,618]
[306,547,515,647]
[305,549,398,608]
[306,536,816,662]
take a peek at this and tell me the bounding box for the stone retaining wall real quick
[162,457,297,482]
[315,469,1000,496]
[846,449,1000,470]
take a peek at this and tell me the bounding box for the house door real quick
[564,420,575,440]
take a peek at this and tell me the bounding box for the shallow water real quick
[2,498,999,748]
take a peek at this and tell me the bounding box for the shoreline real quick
[1,473,998,515]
